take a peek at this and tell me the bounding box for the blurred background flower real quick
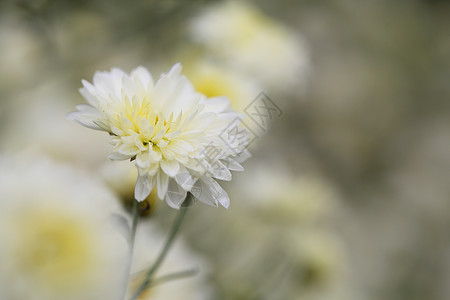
[0,156,128,300]
[188,1,310,94]
[1,0,450,299]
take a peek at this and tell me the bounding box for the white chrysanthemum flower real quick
[1,80,111,169]
[0,157,128,300]
[189,1,310,92]
[68,63,250,209]
[235,165,335,223]
[127,220,214,299]
[184,60,260,113]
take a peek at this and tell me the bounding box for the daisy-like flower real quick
[0,156,128,300]
[184,59,260,113]
[189,1,310,92]
[68,63,250,209]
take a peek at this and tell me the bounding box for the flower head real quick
[189,1,310,92]
[68,63,250,208]
[0,157,128,300]
[184,60,260,113]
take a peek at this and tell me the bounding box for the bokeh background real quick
[1,0,450,299]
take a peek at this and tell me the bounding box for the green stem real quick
[121,199,140,300]
[129,193,192,300]
[150,268,199,287]
[129,199,140,247]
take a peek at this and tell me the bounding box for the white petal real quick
[108,152,134,160]
[67,111,104,131]
[146,162,160,177]
[209,179,230,209]
[80,80,99,107]
[190,179,217,208]
[202,96,230,113]
[167,140,194,155]
[174,168,197,191]
[180,109,199,128]
[174,154,189,165]
[131,66,154,89]
[160,160,180,177]
[135,175,154,201]
[165,179,187,209]
[156,172,169,200]
[93,69,123,99]
[118,143,139,156]
[233,149,252,163]
[149,148,162,161]
[211,161,232,181]
[121,74,136,99]
[75,104,98,113]
[139,118,154,138]
[153,65,182,111]
[168,62,182,77]
[162,76,198,117]
[135,152,150,168]
[187,112,216,130]
[152,129,165,144]
[192,178,230,209]
[222,157,244,171]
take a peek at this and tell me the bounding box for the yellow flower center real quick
[14,209,96,292]
[190,69,243,111]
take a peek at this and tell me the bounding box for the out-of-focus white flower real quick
[235,166,335,224]
[0,80,111,169]
[127,220,214,299]
[0,157,128,300]
[101,160,140,201]
[184,164,354,299]
[68,63,250,209]
[184,60,260,113]
[189,1,309,92]
[290,230,344,288]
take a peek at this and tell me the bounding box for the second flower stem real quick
[129,193,193,300]
[130,199,140,248]
[121,199,140,300]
